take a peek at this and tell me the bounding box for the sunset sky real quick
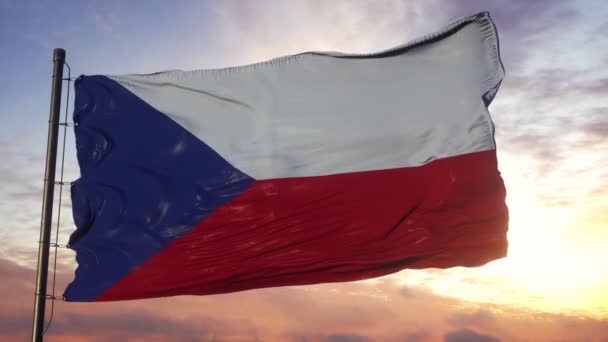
[1,0,607,341]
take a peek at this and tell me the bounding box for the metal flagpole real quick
[32,48,66,342]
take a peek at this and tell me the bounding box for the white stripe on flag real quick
[109,13,503,180]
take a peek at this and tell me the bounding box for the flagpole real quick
[32,48,66,342]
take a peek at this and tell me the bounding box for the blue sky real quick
[1,0,608,340]
[1,1,217,145]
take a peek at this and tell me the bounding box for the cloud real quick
[402,329,432,342]
[579,107,608,139]
[49,310,261,342]
[398,285,419,298]
[0,257,261,341]
[207,0,582,75]
[322,334,372,342]
[1,256,608,341]
[444,328,501,342]
[447,310,496,329]
[441,0,580,71]
[0,124,80,261]
[483,63,608,210]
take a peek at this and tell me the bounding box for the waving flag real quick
[65,12,508,302]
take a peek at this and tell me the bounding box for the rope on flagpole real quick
[42,61,72,336]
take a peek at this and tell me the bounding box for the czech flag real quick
[64,12,508,302]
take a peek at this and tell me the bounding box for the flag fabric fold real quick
[65,12,508,302]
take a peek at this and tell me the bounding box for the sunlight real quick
[397,157,608,318]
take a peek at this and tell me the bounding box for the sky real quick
[1,0,607,341]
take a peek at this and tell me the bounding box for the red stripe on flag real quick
[96,149,508,301]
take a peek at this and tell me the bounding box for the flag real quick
[64,12,508,302]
